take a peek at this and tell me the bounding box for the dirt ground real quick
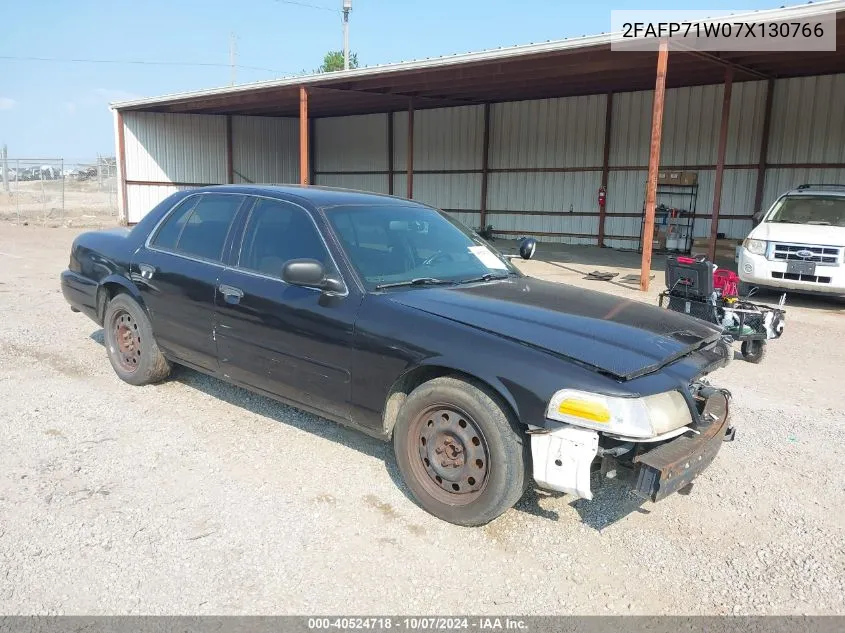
[0,225,843,615]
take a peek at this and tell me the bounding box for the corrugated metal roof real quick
[111,1,845,115]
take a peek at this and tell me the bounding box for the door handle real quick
[219,284,244,304]
[138,263,156,280]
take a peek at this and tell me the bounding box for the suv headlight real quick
[546,389,692,439]
[743,238,767,256]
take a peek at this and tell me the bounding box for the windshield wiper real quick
[375,277,456,290]
[459,272,515,284]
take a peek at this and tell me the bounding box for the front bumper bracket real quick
[633,416,731,502]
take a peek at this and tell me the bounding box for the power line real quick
[273,0,339,12]
[0,55,282,73]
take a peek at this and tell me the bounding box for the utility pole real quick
[229,32,237,85]
[342,0,352,70]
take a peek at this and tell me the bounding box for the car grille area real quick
[772,271,832,284]
[772,243,841,265]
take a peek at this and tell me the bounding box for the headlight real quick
[546,389,692,439]
[743,238,767,256]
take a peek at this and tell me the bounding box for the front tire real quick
[103,293,171,385]
[393,376,529,526]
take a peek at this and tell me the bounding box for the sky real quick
[1,0,789,163]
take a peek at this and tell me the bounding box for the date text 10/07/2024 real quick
[307,618,528,631]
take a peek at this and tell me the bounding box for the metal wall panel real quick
[126,183,195,224]
[445,211,481,229]
[762,167,845,210]
[493,213,599,243]
[123,112,227,183]
[412,173,482,210]
[393,106,483,170]
[314,173,390,194]
[609,83,764,168]
[231,116,299,184]
[660,84,722,166]
[488,94,606,168]
[726,80,767,164]
[488,171,601,213]
[315,113,388,172]
[393,173,407,199]
[768,74,845,164]
[609,92,652,167]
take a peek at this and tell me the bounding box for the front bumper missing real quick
[633,415,733,502]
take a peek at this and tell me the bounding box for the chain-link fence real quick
[1,156,120,227]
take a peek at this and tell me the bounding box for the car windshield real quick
[766,195,845,227]
[324,204,520,289]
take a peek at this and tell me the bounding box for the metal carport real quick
[112,1,845,290]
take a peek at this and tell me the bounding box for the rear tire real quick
[393,376,529,526]
[741,339,767,364]
[103,293,171,385]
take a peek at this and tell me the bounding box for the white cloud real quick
[0,97,17,111]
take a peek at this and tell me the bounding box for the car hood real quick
[750,221,845,246]
[388,277,722,380]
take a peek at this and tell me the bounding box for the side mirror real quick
[752,211,764,226]
[519,237,537,260]
[282,258,345,294]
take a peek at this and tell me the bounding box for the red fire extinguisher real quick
[597,186,607,210]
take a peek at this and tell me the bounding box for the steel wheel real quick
[109,308,142,373]
[406,404,490,506]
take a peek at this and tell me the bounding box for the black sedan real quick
[61,185,734,525]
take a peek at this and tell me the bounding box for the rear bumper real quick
[61,270,99,323]
[633,415,732,502]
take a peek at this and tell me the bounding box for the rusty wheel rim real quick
[407,405,490,505]
[110,309,141,373]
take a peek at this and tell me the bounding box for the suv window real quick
[238,198,328,278]
[152,194,243,262]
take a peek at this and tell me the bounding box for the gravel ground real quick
[1,225,844,615]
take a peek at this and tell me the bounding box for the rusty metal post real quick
[407,98,414,199]
[640,40,669,292]
[753,78,775,216]
[309,116,316,186]
[708,66,734,263]
[225,115,234,184]
[479,103,491,230]
[299,87,309,186]
[116,110,128,224]
[387,112,394,195]
[598,92,613,248]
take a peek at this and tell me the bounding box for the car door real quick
[214,196,363,420]
[131,192,246,373]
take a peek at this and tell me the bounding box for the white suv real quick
[739,184,845,295]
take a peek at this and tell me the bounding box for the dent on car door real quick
[131,193,246,372]
[214,197,362,420]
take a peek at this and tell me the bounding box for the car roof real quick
[784,185,845,198]
[189,184,432,209]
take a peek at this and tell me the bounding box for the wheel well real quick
[381,365,519,438]
[96,282,128,324]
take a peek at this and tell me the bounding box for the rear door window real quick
[150,196,198,251]
[154,194,244,262]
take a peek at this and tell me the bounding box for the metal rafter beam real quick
[308,85,482,108]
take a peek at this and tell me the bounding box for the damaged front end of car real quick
[528,378,735,503]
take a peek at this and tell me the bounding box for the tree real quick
[317,50,359,73]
